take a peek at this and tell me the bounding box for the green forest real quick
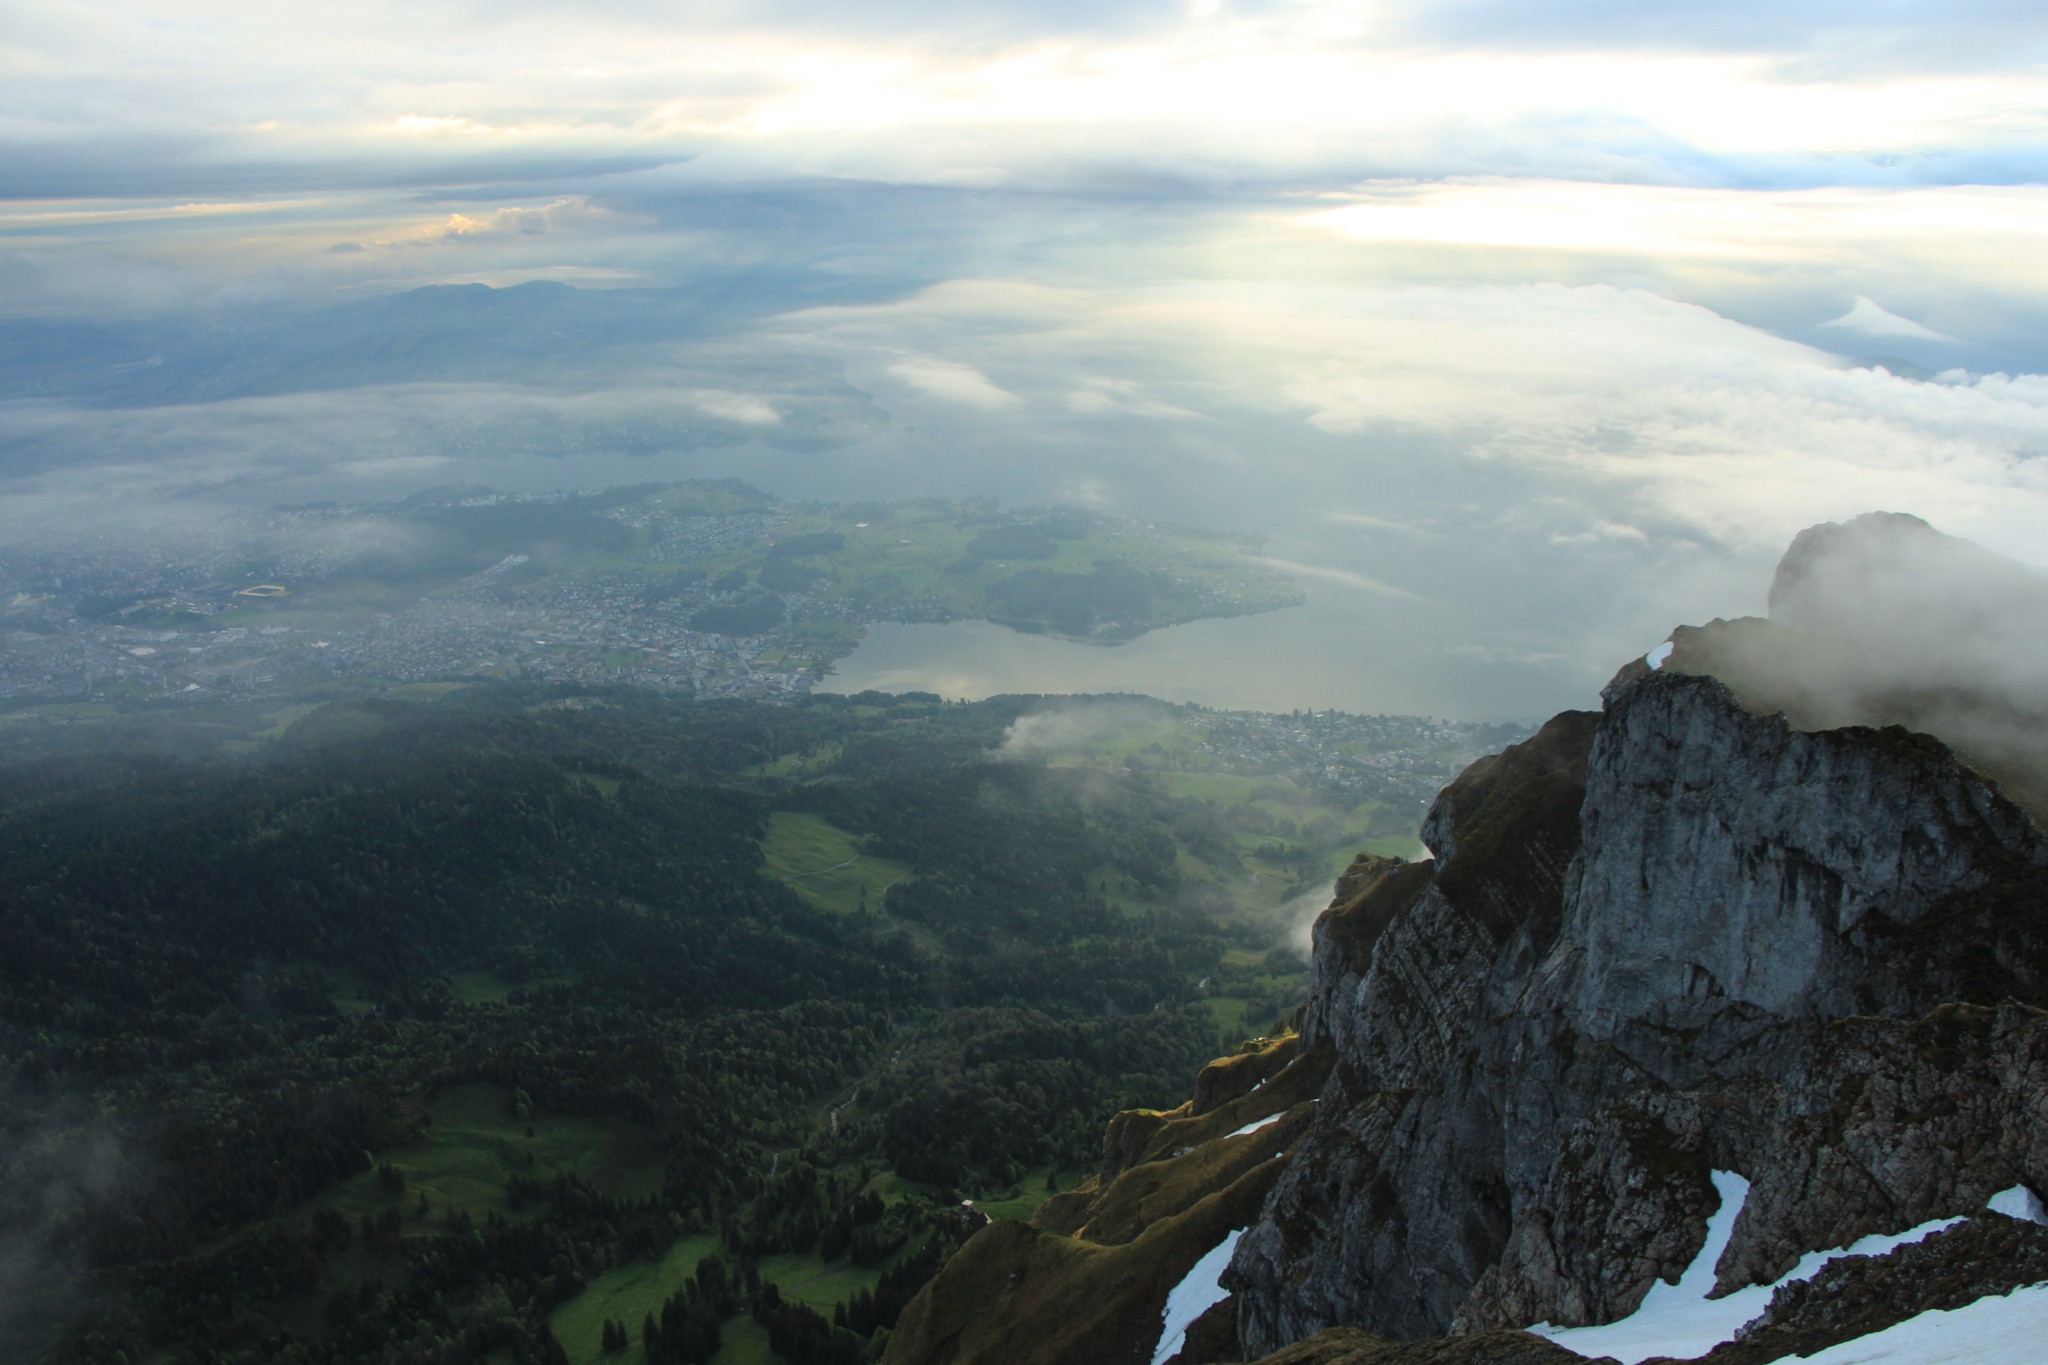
[0,681,1463,1365]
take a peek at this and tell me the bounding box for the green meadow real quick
[761,810,912,914]
[305,1082,664,1235]
[550,1233,721,1364]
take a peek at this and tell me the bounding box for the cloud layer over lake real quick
[5,0,2047,717]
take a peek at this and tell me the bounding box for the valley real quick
[0,482,1303,707]
[0,676,1517,1365]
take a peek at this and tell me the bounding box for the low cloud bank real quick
[992,701,1163,763]
[1281,881,1341,965]
[0,1084,135,1359]
[1678,511,2048,812]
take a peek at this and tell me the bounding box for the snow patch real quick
[1645,641,1675,670]
[1534,1171,1753,1363]
[1227,1113,1283,1139]
[1987,1185,2048,1225]
[1151,1228,1244,1365]
[1534,1171,1962,1364]
[1796,1284,2048,1363]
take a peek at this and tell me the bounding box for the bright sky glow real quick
[1302,181,2048,276]
[9,2,2048,191]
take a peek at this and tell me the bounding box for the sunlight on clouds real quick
[0,199,322,229]
[388,115,494,136]
[784,278,2048,563]
[1303,181,2048,280]
[9,0,2048,208]
[355,196,642,249]
[649,28,2045,167]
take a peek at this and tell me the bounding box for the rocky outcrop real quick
[1240,1326,1605,1365]
[886,513,2048,1365]
[1685,1208,2048,1365]
[1562,667,2048,1033]
[1228,516,2048,1356]
[1230,710,1605,1348]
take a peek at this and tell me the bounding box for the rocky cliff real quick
[1229,512,2048,1357]
[885,513,2048,1365]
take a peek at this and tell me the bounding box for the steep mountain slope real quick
[886,512,2048,1365]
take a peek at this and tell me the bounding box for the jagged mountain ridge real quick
[1238,513,2048,1355]
[883,512,2048,1365]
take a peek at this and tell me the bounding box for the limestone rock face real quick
[1229,659,2048,1356]
[1564,669,2048,1034]
[886,513,2048,1365]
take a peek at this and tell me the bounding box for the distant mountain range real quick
[0,277,876,408]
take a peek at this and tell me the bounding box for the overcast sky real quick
[5,0,2047,716]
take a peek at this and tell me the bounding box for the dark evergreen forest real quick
[0,685,1292,1365]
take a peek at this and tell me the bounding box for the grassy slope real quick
[550,1237,890,1363]
[880,1038,1318,1365]
[176,1083,668,1346]
[882,1163,1285,1365]
[549,1233,720,1364]
[761,810,913,915]
[309,1083,663,1232]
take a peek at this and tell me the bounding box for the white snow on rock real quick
[1645,641,1675,670]
[1151,1228,1245,1365]
[1986,1184,2048,1225]
[1795,1284,2048,1364]
[1534,1171,1964,1364]
[1228,1113,1283,1139]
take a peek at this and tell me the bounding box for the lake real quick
[820,596,1565,719]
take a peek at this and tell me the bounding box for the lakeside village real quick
[1,502,849,705]
[0,498,1525,806]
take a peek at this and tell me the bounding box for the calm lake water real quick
[820,598,1549,718]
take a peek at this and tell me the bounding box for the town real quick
[0,483,1304,706]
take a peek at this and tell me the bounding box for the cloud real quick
[1065,377,1206,419]
[1820,295,1954,341]
[769,272,2048,719]
[7,0,2048,234]
[684,388,781,424]
[0,0,2041,733]
[0,247,275,318]
[0,1082,136,1359]
[1299,181,2048,292]
[1548,519,1652,548]
[359,195,646,249]
[0,366,881,549]
[1382,0,2048,78]
[1251,557,1428,602]
[817,275,2048,551]
[991,699,1161,762]
[885,357,1025,408]
[11,261,2040,721]
[1682,510,2048,811]
[1443,641,1567,666]
[1281,880,1340,964]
